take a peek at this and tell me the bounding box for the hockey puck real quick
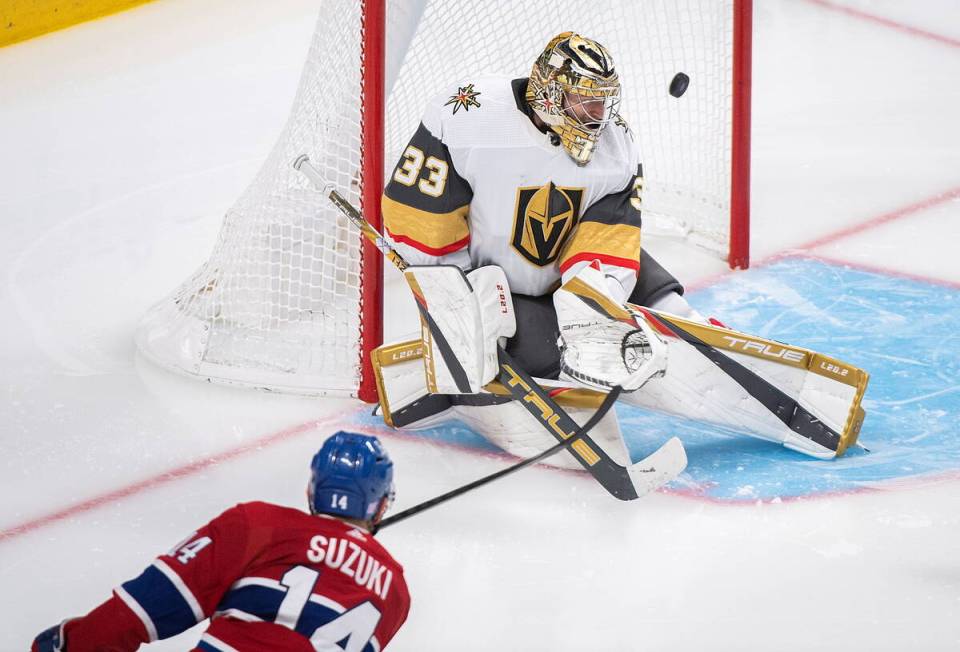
[669,72,690,98]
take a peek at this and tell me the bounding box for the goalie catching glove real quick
[553,262,667,392]
[405,265,516,394]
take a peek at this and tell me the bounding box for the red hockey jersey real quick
[55,501,410,651]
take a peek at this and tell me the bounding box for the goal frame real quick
[356,0,752,402]
[359,0,386,402]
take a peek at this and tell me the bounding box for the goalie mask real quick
[526,32,621,166]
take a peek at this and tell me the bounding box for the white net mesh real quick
[136,0,739,396]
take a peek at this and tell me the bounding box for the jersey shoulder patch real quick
[424,76,530,149]
[443,82,482,114]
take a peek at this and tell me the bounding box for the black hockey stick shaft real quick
[377,386,621,530]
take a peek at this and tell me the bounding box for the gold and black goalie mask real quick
[526,32,621,166]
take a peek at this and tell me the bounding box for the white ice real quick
[2,0,959,650]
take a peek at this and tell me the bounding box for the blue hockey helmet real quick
[308,431,395,523]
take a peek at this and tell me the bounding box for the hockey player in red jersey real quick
[31,431,410,652]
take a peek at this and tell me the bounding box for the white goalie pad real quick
[372,315,868,462]
[371,339,630,471]
[550,263,868,459]
[621,307,869,459]
[404,265,516,394]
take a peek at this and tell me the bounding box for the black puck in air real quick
[669,72,690,98]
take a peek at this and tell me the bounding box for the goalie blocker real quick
[374,264,868,462]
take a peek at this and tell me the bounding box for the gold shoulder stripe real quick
[560,222,641,271]
[382,194,469,254]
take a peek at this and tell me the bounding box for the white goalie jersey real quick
[382,75,644,302]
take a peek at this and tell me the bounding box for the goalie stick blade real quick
[626,437,687,498]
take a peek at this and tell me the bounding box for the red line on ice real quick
[0,414,578,543]
[802,0,960,49]
[684,184,960,292]
[0,418,330,543]
[764,184,960,262]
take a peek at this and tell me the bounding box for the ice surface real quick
[1,1,958,650]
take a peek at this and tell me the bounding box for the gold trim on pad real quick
[648,311,870,457]
[650,311,868,389]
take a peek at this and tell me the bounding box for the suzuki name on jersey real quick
[307,535,395,600]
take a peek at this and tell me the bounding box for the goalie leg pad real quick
[372,338,630,470]
[404,265,516,394]
[621,307,869,459]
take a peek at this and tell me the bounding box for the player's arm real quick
[382,98,473,269]
[553,166,669,392]
[558,166,643,303]
[32,505,251,652]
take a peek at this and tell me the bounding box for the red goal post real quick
[136,0,752,402]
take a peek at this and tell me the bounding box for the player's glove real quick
[31,620,72,652]
[553,263,667,392]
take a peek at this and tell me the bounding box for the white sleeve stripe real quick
[152,559,205,623]
[115,586,158,642]
[200,633,242,652]
[211,608,263,623]
[229,576,281,590]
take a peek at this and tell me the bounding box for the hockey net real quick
[136,0,751,399]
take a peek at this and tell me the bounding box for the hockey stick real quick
[294,154,687,500]
[376,386,621,530]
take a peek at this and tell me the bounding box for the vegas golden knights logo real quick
[511,182,584,266]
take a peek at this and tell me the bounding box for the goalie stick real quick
[294,154,687,501]
[377,386,622,530]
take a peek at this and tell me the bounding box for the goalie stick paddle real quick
[377,386,621,530]
[293,154,687,501]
